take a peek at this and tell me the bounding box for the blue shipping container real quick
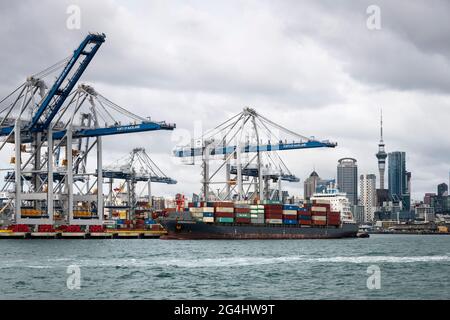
[203,212,214,218]
[283,219,298,224]
[283,205,299,210]
[298,215,311,221]
[297,208,307,212]
[116,219,125,224]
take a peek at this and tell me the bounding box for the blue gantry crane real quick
[0,33,176,227]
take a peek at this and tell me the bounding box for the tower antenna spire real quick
[380,108,383,142]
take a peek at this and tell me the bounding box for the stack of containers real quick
[264,204,283,224]
[282,204,299,225]
[202,203,215,223]
[298,207,312,226]
[249,203,264,224]
[310,200,330,226]
[188,202,204,222]
[235,203,251,224]
[214,201,234,223]
[327,211,341,226]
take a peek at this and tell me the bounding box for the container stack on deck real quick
[264,203,282,224]
[248,202,264,224]
[184,199,341,227]
[298,207,311,226]
[282,204,298,225]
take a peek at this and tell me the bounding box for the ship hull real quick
[160,219,358,240]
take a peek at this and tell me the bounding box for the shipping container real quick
[236,213,251,218]
[215,207,234,213]
[311,216,327,221]
[213,201,234,208]
[283,219,298,225]
[216,217,234,223]
[235,217,251,224]
[203,212,214,218]
[265,213,283,219]
[202,217,214,223]
[300,220,312,225]
[311,206,327,212]
[215,212,234,218]
[202,207,215,213]
[282,205,299,211]
[298,215,312,221]
[282,209,298,215]
[283,214,297,220]
[265,219,283,224]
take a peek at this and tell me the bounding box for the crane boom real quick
[29,33,106,132]
[174,140,336,158]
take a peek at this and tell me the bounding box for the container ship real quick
[160,200,358,240]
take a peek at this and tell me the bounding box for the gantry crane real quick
[101,148,177,220]
[0,33,176,227]
[173,107,336,201]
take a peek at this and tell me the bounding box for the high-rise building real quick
[376,110,387,190]
[438,183,448,197]
[304,171,335,200]
[304,171,320,200]
[388,151,410,211]
[337,158,358,206]
[359,174,377,223]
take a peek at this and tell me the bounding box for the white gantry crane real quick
[173,107,336,202]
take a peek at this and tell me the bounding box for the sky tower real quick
[376,109,387,189]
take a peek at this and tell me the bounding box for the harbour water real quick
[0,234,449,299]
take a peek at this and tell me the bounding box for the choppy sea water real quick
[0,234,449,299]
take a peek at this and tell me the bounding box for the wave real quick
[1,255,449,269]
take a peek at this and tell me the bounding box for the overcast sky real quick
[1,0,450,201]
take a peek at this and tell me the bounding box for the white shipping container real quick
[202,217,214,223]
[250,214,259,219]
[202,207,215,213]
[311,206,327,212]
[191,212,204,218]
[311,216,326,221]
[266,219,283,224]
[282,210,297,215]
[216,207,234,213]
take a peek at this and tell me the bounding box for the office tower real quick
[337,158,358,206]
[388,151,410,211]
[438,183,448,197]
[304,171,320,200]
[360,174,377,223]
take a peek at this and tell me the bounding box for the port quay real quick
[0,0,449,311]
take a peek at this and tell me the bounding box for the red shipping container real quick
[265,213,283,219]
[215,212,234,218]
[283,214,297,219]
[213,202,234,207]
[312,221,327,226]
[311,212,327,217]
[234,208,250,213]
[300,220,312,225]
[264,204,283,210]
[235,218,251,224]
[265,209,283,214]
